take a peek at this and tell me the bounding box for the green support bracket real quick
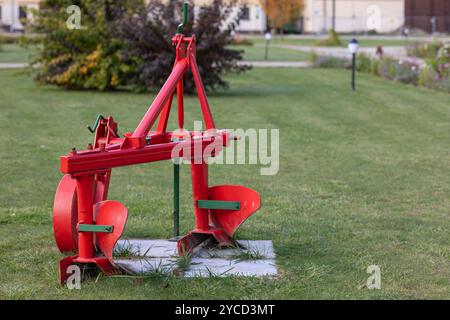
[78,224,114,233]
[197,200,241,211]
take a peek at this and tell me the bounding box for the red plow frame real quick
[52,31,261,284]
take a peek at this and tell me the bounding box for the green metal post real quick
[173,162,180,237]
[177,1,189,34]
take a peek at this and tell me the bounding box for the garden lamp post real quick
[264,31,272,60]
[348,38,359,91]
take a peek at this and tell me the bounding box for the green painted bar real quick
[173,163,180,237]
[78,224,114,233]
[197,200,240,211]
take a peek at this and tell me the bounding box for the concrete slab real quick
[113,239,277,277]
[186,258,277,277]
[115,239,178,258]
[114,257,177,275]
[194,240,276,259]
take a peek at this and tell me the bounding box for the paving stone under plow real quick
[113,239,277,277]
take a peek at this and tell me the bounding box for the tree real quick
[260,0,304,33]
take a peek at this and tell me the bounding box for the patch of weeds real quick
[231,248,266,261]
[203,266,234,278]
[137,259,175,278]
[113,241,139,258]
[175,253,191,273]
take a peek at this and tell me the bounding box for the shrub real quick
[377,58,420,85]
[230,38,254,46]
[419,43,450,93]
[30,0,249,92]
[30,0,127,91]
[370,59,380,76]
[115,0,249,93]
[429,43,450,78]
[312,55,349,69]
[407,40,443,59]
[356,52,371,73]
[308,50,319,64]
[419,66,450,93]
[316,29,342,47]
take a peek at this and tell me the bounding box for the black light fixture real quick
[348,38,359,91]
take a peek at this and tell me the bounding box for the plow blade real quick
[177,185,261,255]
[208,185,261,236]
[94,200,128,262]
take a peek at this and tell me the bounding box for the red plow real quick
[52,2,261,284]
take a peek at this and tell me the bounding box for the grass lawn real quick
[0,44,37,63]
[231,44,309,61]
[1,67,450,299]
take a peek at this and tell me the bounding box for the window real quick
[19,6,27,20]
[240,6,250,21]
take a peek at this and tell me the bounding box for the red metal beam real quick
[132,58,188,139]
[61,133,228,174]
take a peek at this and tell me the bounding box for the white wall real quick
[303,0,405,34]
[0,0,39,31]
[236,5,266,32]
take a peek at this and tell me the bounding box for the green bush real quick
[419,66,450,93]
[312,55,349,69]
[356,52,371,73]
[30,0,248,92]
[0,33,41,44]
[370,59,380,76]
[308,51,319,64]
[316,29,342,47]
[407,40,443,59]
[419,43,450,93]
[29,0,126,91]
[377,57,420,85]
[230,38,254,46]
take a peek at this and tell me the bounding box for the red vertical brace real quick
[156,93,174,133]
[132,59,188,139]
[77,175,94,259]
[93,170,111,204]
[177,79,184,129]
[191,162,209,231]
[189,53,215,130]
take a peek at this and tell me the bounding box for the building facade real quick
[405,0,450,33]
[303,0,405,34]
[0,0,40,31]
[0,0,446,35]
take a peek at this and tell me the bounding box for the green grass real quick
[231,45,309,61]
[0,44,37,63]
[1,67,450,299]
